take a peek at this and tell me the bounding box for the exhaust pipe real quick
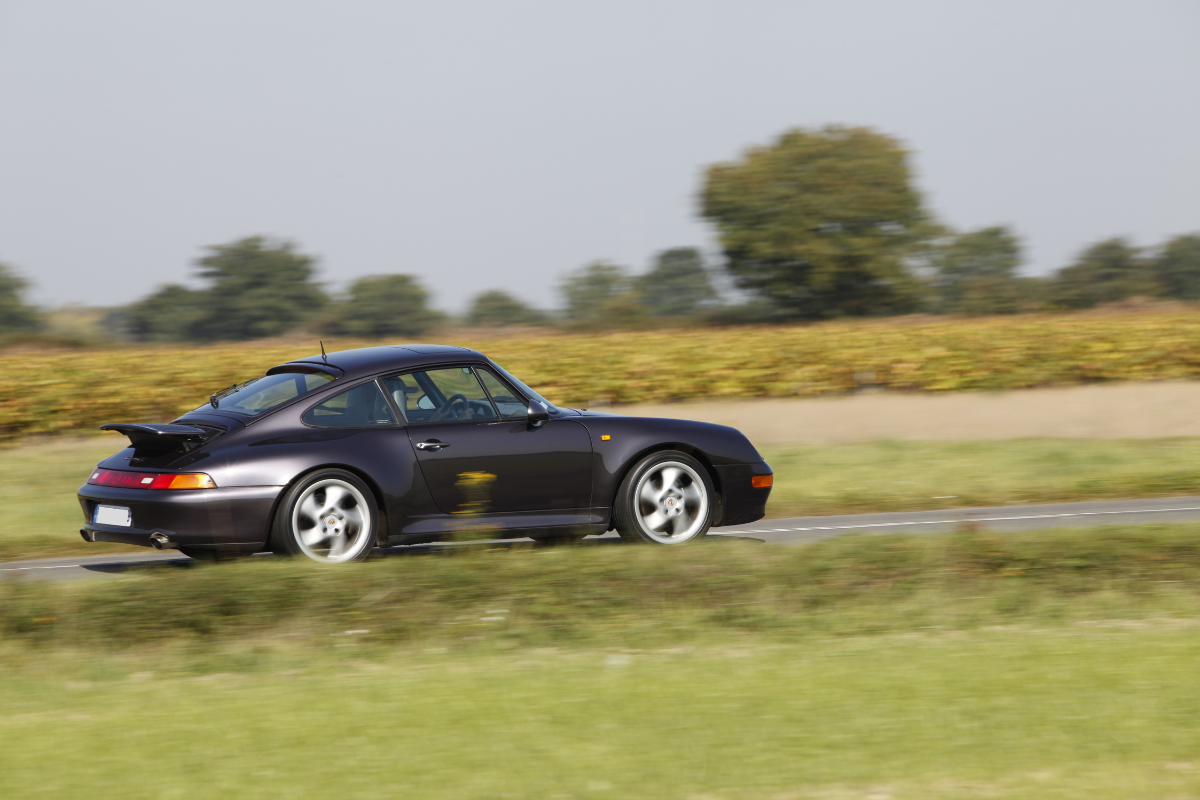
[149,532,179,550]
[79,529,92,543]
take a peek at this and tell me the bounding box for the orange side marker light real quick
[751,475,773,489]
[600,434,611,441]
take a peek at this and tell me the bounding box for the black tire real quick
[271,469,378,563]
[612,451,714,545]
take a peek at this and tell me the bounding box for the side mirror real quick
[527,401,550,427]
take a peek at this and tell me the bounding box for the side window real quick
[303,381,396,427]
[477,367,528,419]
[382,367,499,424]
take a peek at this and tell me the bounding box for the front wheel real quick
[613,451,714,544]
[271,469,377,563]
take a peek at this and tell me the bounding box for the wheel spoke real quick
[298,493,324,521]
[638,479,661,507]
[642,510,668,532]
[342,507,365,532]
[679,482,703,508]
[323,485,350,510]
[658,467,683,492]
[301,528,329,548]
[675,506,697,530]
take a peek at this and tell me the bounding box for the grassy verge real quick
[6,524,1200,647]
[760,437,1200,517]
[3,526,1200,798]
[7,436,1200,561]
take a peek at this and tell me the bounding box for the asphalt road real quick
[6,495,1200,582]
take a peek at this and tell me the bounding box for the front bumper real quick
[713,461,773,527]
[77,484,283,549]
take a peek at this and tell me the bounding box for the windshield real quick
[199,370,335,417]
[489,362,559,414]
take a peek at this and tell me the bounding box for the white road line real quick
[711,505,1200,535]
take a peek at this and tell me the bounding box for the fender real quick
[573,413,766,517]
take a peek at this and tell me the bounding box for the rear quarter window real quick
[303,382,397,427]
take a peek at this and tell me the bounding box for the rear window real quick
[200,370,335,417]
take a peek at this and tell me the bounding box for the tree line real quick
[1,124,1198,340]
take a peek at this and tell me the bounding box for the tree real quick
[330,274,444,338]
[188,237,327,340]
[0,262,43,334]
[701,125,931,319]
[559,261,642,324]
[1051,238,1158,309]
[467,290,545,327]
[125,284,207,342]
[930,226,1026,314]
[637,248,718,316]
[1152,233,1200,300]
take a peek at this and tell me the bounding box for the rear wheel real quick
[613,451,713,545]
[271,469,377,563]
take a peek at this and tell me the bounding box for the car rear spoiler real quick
[99,423,220,455]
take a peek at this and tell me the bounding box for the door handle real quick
[416,441,450,451]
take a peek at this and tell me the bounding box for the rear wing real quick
[99,423,218,455]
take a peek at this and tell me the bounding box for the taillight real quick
[751,474,773,489]
[87,469,217,490]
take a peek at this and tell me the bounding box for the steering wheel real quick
[429,393,470,422]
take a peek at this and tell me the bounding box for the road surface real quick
[5,495,1200,582]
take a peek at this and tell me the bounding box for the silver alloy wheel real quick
[633,460,709,544]
[291,478,372,563]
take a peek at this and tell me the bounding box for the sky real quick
[1,0,1197,313]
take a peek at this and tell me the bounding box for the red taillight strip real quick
[87,469,217,490]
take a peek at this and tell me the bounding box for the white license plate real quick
[94,505,131,527]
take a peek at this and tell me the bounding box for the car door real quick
[383,366,593,515]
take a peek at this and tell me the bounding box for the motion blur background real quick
[4,3,1200,799]
[1,0,1198,336]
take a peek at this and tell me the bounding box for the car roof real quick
[275,344,488,381]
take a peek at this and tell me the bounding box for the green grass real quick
[7,524,1200,648]
[0,437,131,560]
[4,527,1200,798]
[761,437,1200,516]
[7,436,1200,561]
[3,632,1199,799]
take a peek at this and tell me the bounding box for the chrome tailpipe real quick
[149,532,179,550]
[79,529,93,543]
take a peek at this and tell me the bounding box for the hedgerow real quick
[6,310,1200,441]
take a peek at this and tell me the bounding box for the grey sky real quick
[2,0,1197,313]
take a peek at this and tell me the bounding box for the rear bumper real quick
[712,461,773,527]
[77,484,283,549]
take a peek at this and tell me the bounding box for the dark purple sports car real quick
[78,344,773,563]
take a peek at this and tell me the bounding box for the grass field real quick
[5,435,1200,561]
[3,631,1198,799]
[3,526,1200,798]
